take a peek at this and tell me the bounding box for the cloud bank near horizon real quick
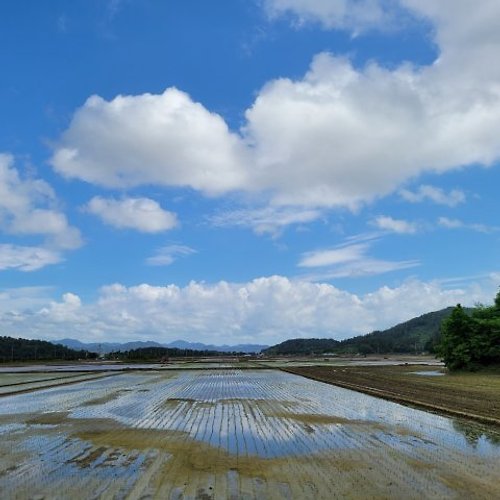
[1,275,497,346]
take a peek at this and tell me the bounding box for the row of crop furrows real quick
[0,369,499,498]
[70,369,500,497]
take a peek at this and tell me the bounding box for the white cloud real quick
[85,196,177,233]
[0,154,82,271]
[39,292,82,322]
[299,243,367,267]
[243,49,500,207]
[0,154,82,251]
[146,244,196,266]
[262,0,398,32]
[0,276,497,345]
[372,215,417,234]
[0,245,62,272]
[50,3,500,214]
[251,0,500,206]
[298,238,418,278]
[0,286,54,314]
[400,185,466,206]
[306,259,419,280]
[209,206,323,235]
[51,89,249,194]
[438,217,498,233]
[437,217,463,229]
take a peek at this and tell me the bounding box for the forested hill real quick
[264,307,463,356]
[337,307,457,354]
[0,336,97,362]
[263,338,339,356]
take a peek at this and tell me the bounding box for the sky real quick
[0,0,499,346]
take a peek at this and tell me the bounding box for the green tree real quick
[437,304,475,370]
[471,290,500,366]
[438,290,500,371]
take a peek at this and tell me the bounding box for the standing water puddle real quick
[410,370,445,376]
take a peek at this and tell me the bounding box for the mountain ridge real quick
[263,307,461,356]
[53,307,470,357]
[56,338,268,354]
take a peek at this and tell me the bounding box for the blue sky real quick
[0,0,499,345]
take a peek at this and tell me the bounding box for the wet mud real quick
[284,365,500,426]
[0,369,499,499]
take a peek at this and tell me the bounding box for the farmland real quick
[1,367,499,499]
[283,364,500,426]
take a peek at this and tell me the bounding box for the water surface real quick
[0,369,498,499]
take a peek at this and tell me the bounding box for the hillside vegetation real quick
[0,336,97,362]
[264,308,458,356]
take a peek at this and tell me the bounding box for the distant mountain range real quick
[55,307,466,357]
[56,338,268,354]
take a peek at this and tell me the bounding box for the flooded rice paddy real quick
[410,370,445,377]
[0,369,499,499]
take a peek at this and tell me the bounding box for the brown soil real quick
[283,365,500,426]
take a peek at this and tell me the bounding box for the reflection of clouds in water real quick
[4,433,151,494]
[0,368,499,500]
[0,374,150,416]
[1,369,499,461]
[58,370,500,459]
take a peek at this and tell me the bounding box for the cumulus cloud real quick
[38,292,82,322]
[298,237,418,278]
[51,89,249,194]
[49,2,500,216]
[0,154,82,271]
[400,185,466,206]
[146,244,196,266]
[372,215,417,234]
[0,276,497,345]
[85,196,178,233]
[0,154,82,248]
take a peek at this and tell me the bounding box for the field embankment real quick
[282,365,500,426]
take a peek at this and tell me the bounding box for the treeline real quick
[110,346,245,360]
[264,338,339,356]
[0,336,98,362]
[264,308,456,356]
[438,291,500,371]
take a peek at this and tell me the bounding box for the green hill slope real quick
[264,307,465,356]
[263,338,340,356]
[0,336,97,362]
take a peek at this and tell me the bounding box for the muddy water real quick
[0,369,499,499]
